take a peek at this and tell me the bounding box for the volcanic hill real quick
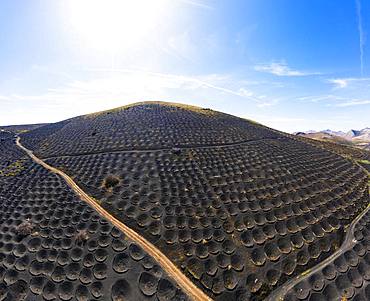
[0,102,369,300]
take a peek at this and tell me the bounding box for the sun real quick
[65,0,169,52]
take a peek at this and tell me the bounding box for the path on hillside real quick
[265,139,370,300]
[16,136,213,301]
[40,137,290,160]
[266,201,370,301]
[17,133,370,301]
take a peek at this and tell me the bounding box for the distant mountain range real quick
[294,128,370,150]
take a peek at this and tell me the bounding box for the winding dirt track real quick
[16,136,213,301]
[266,201,370,301]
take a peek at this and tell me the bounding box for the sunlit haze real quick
[0,0,369,132]
[65,0,170,53]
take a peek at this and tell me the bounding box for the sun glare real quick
[65,0,169,52]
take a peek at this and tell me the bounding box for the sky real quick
[0,0,369,133]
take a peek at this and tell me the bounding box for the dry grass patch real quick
[102,174,121,191]
[84,101,220,118]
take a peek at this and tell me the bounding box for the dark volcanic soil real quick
[283,209,370,301]
[14,102,370,300]
[0,131,188,300]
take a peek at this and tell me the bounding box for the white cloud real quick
[327,77,370,89]
[257,116,306,123]
[178,0,213,9]
[254,61,320,77]
[334,99,370,107]
[297,95,345,102]
[85,68,279,106]
[0,68,280,124]
[237,88,254,97]
[246,114,357,133]
[257,95,280,108]
[327,79,350,88]
[297,92,370,108]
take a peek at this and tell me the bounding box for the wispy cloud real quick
[327,77,370,88]
[297,92,370,107]
[245,114,355,133]
[256,98,280,108]
[297,95,345,102]
[355,0,365,76]
[334,99,370,107]
[86,68,278,106]
[328,78,350,88]
[0,68,279,124]
[178,0,213,9]
[254,61,320,77]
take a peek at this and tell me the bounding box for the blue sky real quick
[0,0,369,132]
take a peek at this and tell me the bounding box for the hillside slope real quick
[296,135,370,174]
[20,102,283,158]
[0,130,188,300]
[0,123,47,133]
[20,102,369,300]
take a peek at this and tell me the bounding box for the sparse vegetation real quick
[0,158,26,177]
[74,229,90,245]
[15,218,34,236]
[102,174,121,190]
[84,101,219,118]
[358,159,370,165]
[20,103,280,158]
[172,147,181,155]
[39,102,369,300]
[0,132,186,300]
[4,102,370,300]
[297,135,370,162]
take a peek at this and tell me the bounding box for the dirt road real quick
[266,202,370,301]
[16,136,213,301]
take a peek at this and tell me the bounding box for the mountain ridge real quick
[295,127,370,150]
